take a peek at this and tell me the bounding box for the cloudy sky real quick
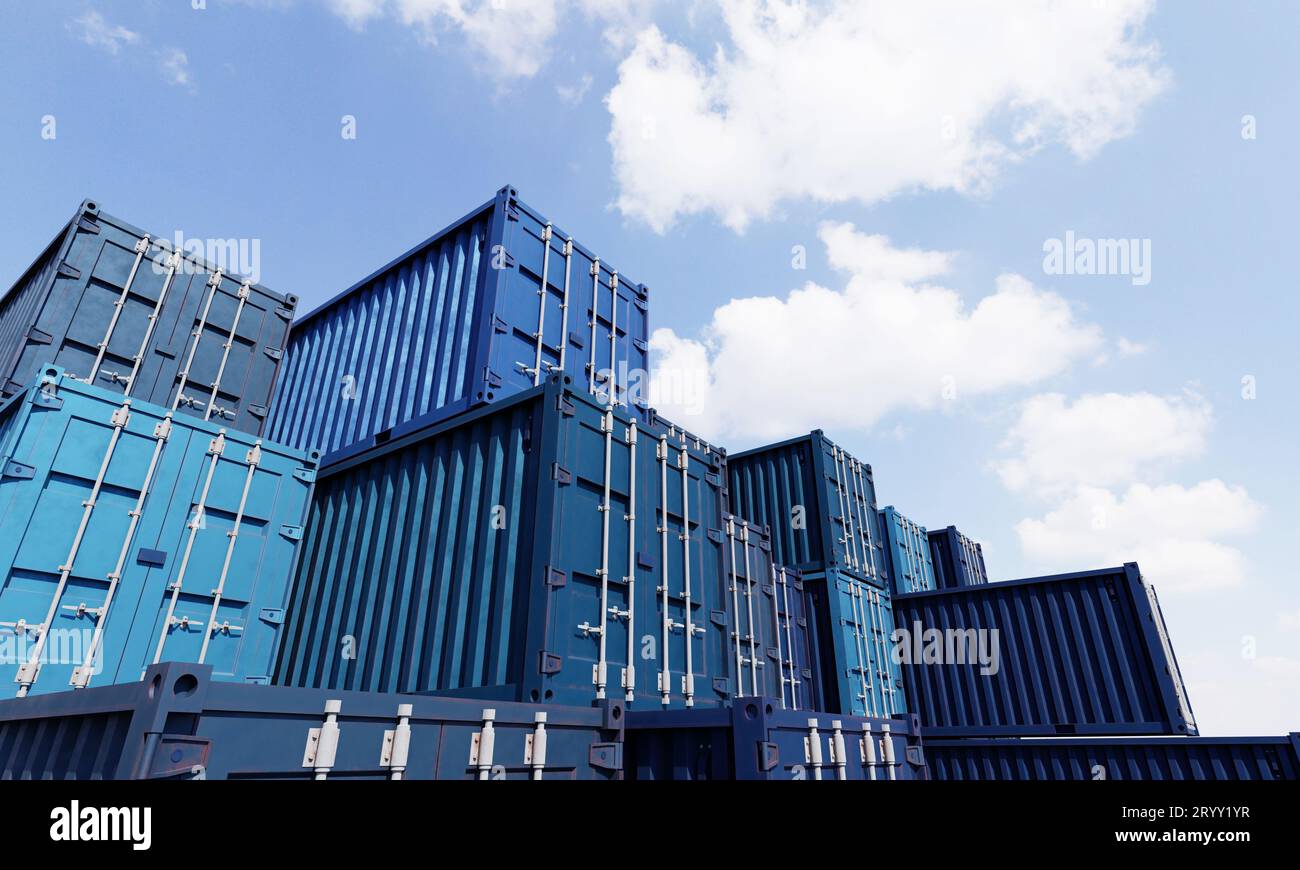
[2,1,1297,733]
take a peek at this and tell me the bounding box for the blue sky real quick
[2,1,1297,733]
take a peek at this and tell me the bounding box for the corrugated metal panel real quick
[894,564,1198,737]
[880,505,937,594]
[0,200,294,435]
[926,735,1300,781]
[275,377,811,709]
[626,705,927,781]
[0,662,624,780]
[803,568,907,718]
[0,366,317,696]
[727,430,888,589]
[928,525,988,588]
[265,186,652,459]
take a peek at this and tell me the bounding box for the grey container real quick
[893,564,1197,737]
[0,200,294,435]
[0,661,624,780]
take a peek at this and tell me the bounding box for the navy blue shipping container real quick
[275,376,815,710]
[265,186,651,460]
[928,525,988,588]
[894,564,1197,737]
[727,430,888,590]
[0,366,317,697]
[880,505,938,594]
[626,703,927,780]
[925,735,1300,781]
[802,568,907,719]
[0,200,294,435]
[0,662,623,780]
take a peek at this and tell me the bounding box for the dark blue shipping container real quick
[802,568,907,719]
[894,564,1197,737]
[928,525,988,588]
[925,735,1300,781]
[880,505,938,594]
[626,703,927,780]
[727,430,888,590]
[0,200,294,435]
[265,186,651,460]
[274,377,815,710]
[0,367,317,697]
[0,662,623,780]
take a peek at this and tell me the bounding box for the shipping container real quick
[925,734,1300,781]
[727,430,888,589]
[265,186,651,460]
[802,568,907,719]
[275,376,814,710]
[0,365,317,696]
[626,703,927,780]
[880,505,937,594]
[928,525,988,588]
[0,661,623,780]
[894,564,1197,737]
[0,200,294,436]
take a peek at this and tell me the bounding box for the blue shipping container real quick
[727,430,888,589]
[0,366,317,696]
[627,703,927,780]
[0,200,294,435]
[0,662,624,780]
[894,564,1198,737]
[265,186,651,460]
[275,376,815,710]
[928,525,988,588]
[880,505,937,594]
[802,568,907,719]
[925,735,1300,781]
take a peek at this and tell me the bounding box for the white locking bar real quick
[197,442,262,664]
[203,281,251,421]
[863,724,878,781]
[152,432,226,664]
[119,251,182,397]
[380,703,413,780]
[471,709,497,780]
[169,269,222,412]
[831,720,848,781]
[871,589,895,716]
[835,447,860,573]
[847,458,870,574]
[622,422,638,702]
[302,699,342,780]
[727,518,744,693]
[590,409,615,700]
[740,522,759,697]
[530,223,553,386]
[852,460,881,582]
[806,719,824,781]
[846,580,874,717]
[526,712,548,780]
[881,722,897,780]
[84,234,152,386]
[678,443,699,706]
[657,435,672,706]
[608,271,619,406]
[779,567,800,710]
[587,259,600,394]
[555,237,573,376]
[71,414,174,689]
[16,399,132,696]
[829,447,856,572]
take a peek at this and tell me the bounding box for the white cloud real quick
[70,10,140,55]
[1117,336,1148,356]
[1280,610,1300,631]
[557,73,595,105]
[607,0,1169,232]
[648,223,1102,440]
[994,391,1212,498]
[1180,651,1300,735]
[1015,481,1263,593]
[160,48,193,88]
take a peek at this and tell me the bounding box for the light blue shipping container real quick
[0,365,317,696]
[265,186,652,461]
[880,505,937,594]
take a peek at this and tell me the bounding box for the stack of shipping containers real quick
[0,190,1293,780]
